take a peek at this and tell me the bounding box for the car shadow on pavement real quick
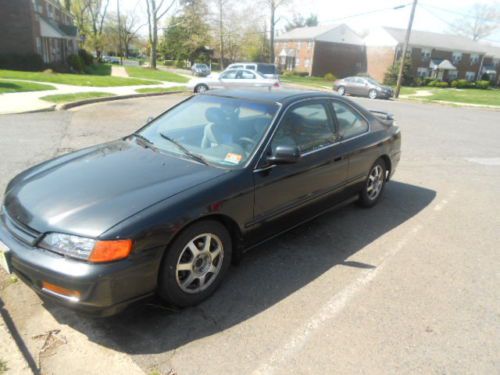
[45,180,435,355]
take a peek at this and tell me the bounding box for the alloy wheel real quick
[175,233,224,294]
[366,164,384,200]
[337,86,345,96]
[368,89,377,99]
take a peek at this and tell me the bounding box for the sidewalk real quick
[0,79,186,115]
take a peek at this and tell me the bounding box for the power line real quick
[420,2,500,25]
[319,3,411,24]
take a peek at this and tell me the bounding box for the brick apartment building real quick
[274,24,366,77]
[0,0,79,65]
[365,27,500,84]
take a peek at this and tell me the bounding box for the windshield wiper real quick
[159,133,209,166]
[132,133,156,148]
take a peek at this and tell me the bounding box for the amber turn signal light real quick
[42,281,80,299]
[89,239,133,263]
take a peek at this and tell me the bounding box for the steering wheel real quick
[238,137,257,153]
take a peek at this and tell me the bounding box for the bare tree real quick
[145,0,177,68]
[85,0,111,58]
[449,2,500,41]
[212,0,232,69]
[264,0,289,64]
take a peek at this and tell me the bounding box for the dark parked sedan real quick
[0,90,401,316]
[334,77,394,99]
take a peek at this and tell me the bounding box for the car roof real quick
[203,89,340,105]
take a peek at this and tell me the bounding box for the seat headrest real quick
[205,107,226,124]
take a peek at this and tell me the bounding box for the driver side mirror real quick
[267,145,301,164]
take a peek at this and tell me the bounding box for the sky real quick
[116,0,500,45]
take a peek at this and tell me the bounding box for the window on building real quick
[494,58,500,67]
[448,70,458,80]
[470,53,480,65]
[47,4,53,18]
[421,48,432,61]
[272,103,335,154]
[307,41,313,50]
[297,41,301,49]
[465,71,476,81]
[452,52,462,64]
[295,57,300,66]
[36,37,42,54]
[304,59,310,68]
[332,101,369,140]
[417,67,429,78]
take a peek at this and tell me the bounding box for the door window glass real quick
[271,103,335,154]
[239,70,256,79]
[220,70,237,79]
[332,101,368,139]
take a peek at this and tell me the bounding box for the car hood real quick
[3,139,227,238]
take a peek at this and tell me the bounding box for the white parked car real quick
[187,69,280,93]
[226,63,279,79]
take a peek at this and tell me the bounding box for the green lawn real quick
[419,88,500,106]
[40,91,116,103]
[0,69,157,87]
[135,86,188,94]
[280,75,333,89]
[0,80,55,93]
[84,63,112,76]
[125,67,189,83]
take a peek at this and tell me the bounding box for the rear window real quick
[257,64,277,74]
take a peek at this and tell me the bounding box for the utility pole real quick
[117,0,123,64]
[395,0,418,98]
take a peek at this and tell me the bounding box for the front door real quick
[218,70,240,89]
[249,100,350,243]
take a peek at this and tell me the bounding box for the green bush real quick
[210,63,221,71]
[428,80,448,88]
[282,71,294,77]
[475,80,490,89]
[78,49,94,66]
[453,79,474,89]
[323,73,337,81]
[67,54,84,72]
[164,59,175,66]
[0,53,44,71]
[175,60,186,68]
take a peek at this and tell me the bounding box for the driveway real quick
[0,94,499,375]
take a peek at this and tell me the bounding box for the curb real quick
[3,90,189,115]
[57,90,189,110]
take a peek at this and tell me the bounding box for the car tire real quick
[358,159,386,208]
[337,86,345,96]
[194,84,208,93]
[368,89,377,99]
[158,220,232,307]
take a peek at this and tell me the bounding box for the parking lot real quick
[0,94,499,375]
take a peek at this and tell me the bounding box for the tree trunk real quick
[270,6,275,64]
[219,2,224,69]
[151,22,158,69]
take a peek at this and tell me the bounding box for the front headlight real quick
[40,233,96,260]
[376,87,382,91]
[39,233,133,263]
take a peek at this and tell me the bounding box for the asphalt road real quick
[0,93,499,375]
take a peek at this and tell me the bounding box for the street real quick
[0,93,499,375]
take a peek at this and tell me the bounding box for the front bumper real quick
[0,213,161,317]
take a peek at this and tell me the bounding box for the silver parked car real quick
[333,76,394,99]
[187,69,280,93]
[226,63,279,79]
[191,63,211,77]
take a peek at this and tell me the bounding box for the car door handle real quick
[333,156,343,162]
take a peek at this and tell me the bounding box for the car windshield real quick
[258,64,277,74]
[138,95,279,168]
[195,64,208,69]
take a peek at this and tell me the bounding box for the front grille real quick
[1,208,41,246]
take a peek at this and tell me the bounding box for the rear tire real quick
[368,89,377,99]
[337,86,345,96]
[194,84,208,93]
[158,220,232,307]
[358,159,386,208]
